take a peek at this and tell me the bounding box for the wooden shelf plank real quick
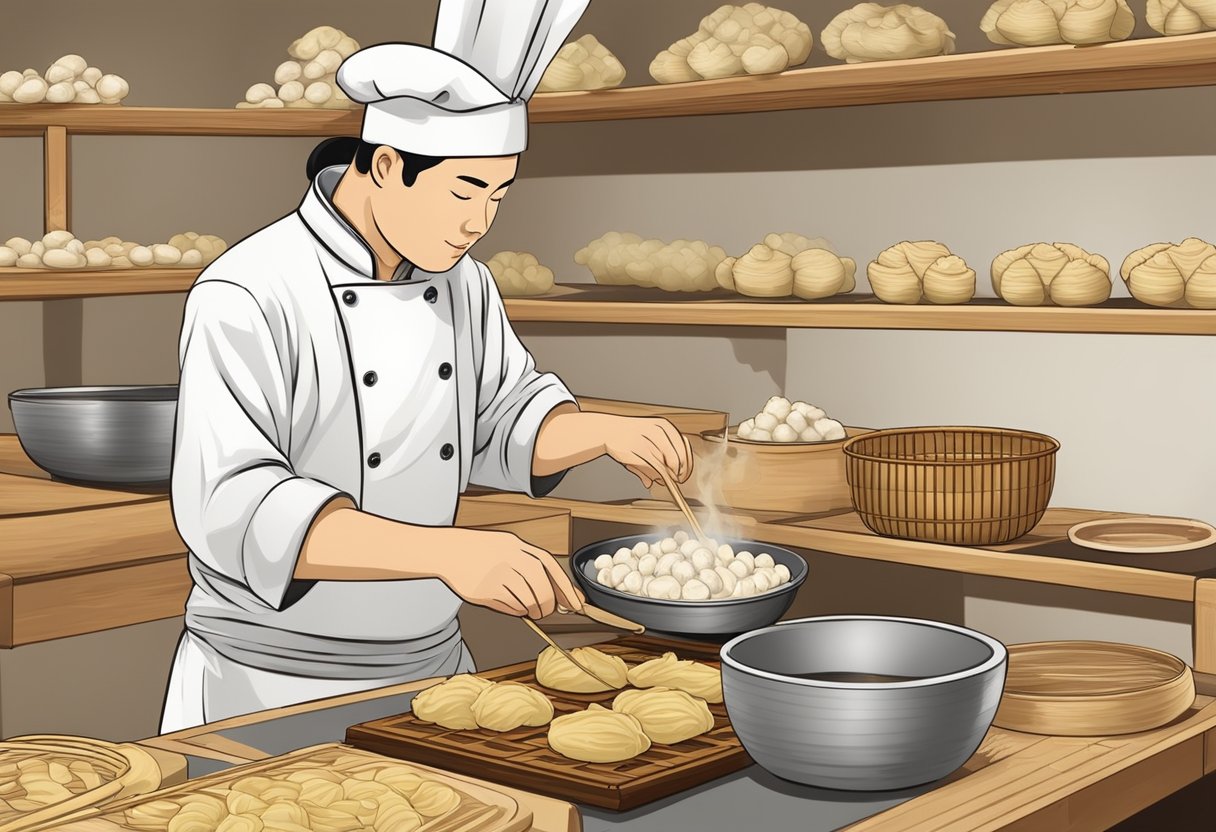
[0,35,1214,137]
[0,267,197,300]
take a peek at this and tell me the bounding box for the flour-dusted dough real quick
[627,652,724,703]
[410,674,494,730]
[612,687,716,744]
[535,645,629,693]
[469,681,555,731]
[548,704,652,763]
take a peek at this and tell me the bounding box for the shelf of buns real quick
[1,34,1215,137]
[1,274,1214,333]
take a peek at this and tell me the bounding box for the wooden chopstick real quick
[521,617,621,690]
[657,465,708,543]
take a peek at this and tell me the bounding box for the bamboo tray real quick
[56,743,532,832]
[0,736,185,832]
[347,636,747,811]
[993,641,1196,737]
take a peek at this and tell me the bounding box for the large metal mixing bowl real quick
[8,385,178,486]
[570,534,808,639]
[720,616,1007,791]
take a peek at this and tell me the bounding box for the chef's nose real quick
[462,205,488,237]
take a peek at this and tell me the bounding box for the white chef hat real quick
[337,0,591,158]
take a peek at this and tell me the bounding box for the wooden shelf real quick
[1,35,1214,137]
[3,273,1213,333]
[0,267,198,300]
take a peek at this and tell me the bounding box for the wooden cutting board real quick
[346,635,749,811]
[993,641,1196,737]
[55,743,534,832]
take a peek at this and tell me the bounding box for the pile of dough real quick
[536,646,629,693]
[716,233,856,300]
[538,35,626,92]
[868,241,976,304]
[123,757,468,832]
[612,687,715,745]
[413,674,554,732]
[547,704,652,763]
[469,682,554,731]
[628,652,724,703]
[238,26,360,109]
[992,243,1112,307]
[0,232,227,270]
[0,756,110,819]
[650,4,813,84]
[1120,238,1216,309]
[1147,0,1216,34]
[822,4,956,63]
[593,532,792,602]
[0,55,129,105]
[575,232,729,292]
[982,0,1135,46]
[738,396,845,442]
[486,251,555,297]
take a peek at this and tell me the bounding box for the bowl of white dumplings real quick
[571,531,808,638]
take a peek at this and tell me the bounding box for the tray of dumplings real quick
[346,636,747,811]
[55,743,534,832]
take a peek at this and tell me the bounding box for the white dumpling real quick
[728,560,749,578]
[763,396,792,421]
[613,547,633,564]
[784,410,809,433]
[671,560,696,585]
[795,402,826,421]
[800,427,823,442]
[814,418,846,441]
[735,552,756,573]
[621,571,644,594]
[597,567,614,586]
[754,553,775,570]
[716,544,735,565]
[655,553,679,577]
[750,429,773,442]
[681,579,711,600]
[632,541,650,557]
[774,564,791,585]
[754,412,779,431]
[674,531,690,544]
[691,549,715,571]
[594,554,613,571]
[661,538,679,554]
[772,424,799,443]
[638,554,658,576]
[647,575,682,600]
[737,422,753,440]
[699,569,724,595]
[610,563,633,587]
[735,577,758,597]
[752,571,772,593]
[680,539,700,557]
[715,565,738,596]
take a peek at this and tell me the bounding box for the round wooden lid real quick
[993,641,1195,737]
[1068,517,1216,554]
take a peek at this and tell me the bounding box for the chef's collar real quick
[298,164,420,284]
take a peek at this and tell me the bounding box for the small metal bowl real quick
[570,534,808,639]
[8,385,177,487]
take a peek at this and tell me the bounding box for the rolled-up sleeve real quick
[172,281,349,611]
[468,263,575,497]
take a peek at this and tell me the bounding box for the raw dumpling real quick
[470,682,554,731]
[406,780,461,818]
[547,704,652,762]
[536,645,629,693]
[410,674,494,730]
[612,687,715,744]
[627,652,724,703]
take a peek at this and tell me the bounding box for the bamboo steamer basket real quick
[993,642,1196,736]
[842,426,1059,546]
[0,735,182,832]
[647,426,871,515]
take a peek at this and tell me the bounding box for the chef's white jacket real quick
[161,165,573,731]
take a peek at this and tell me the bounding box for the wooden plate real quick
[1068,517,1216,553]
[993,641,1196,737]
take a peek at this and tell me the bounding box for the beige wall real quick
[0,2,1212,665]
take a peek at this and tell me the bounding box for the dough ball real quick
[691,548,715,572]
[660,537,679,554]
[671,560,696,585]
[785,410,809,433]
[752,571,772,593]
[620,570,644,594]
[610,563,632,587]
[728,560,749,578]
[596,567,614,587]
[632,541,650,557]
[646,575,682,600]
[411,674,494,730]
[612,547,632,564]
[612,687,715,745]
[714,565,738,596]
[763,396,793,421]
[470,681,554,731]
[716,544,735,565]
[680,539,700,557]
[754,412,779,432]
[674,530,690,545]
[698,568,724,596]
[735,551,756,573]
[627,652,723,703]
[594,554,613,571]
[750,429,773,442]
[795,401,826,421]
[655,553,678,577]
[548,704,651,763]
[536,645,629,693]
[637,554,658,576]
[754,553,775,570]
[648,542,663,556]
[772,424,799,442]
[681,578,711,600]
[409,780,461,818]
[734,577,758,597]
[800,427,823,442]
[814,418,847,441]
[774,563,792,585]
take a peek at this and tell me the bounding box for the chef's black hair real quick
[307,137,444,187]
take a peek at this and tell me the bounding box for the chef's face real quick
[370,150,518,272]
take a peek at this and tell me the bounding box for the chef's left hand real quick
[599,415,693,489]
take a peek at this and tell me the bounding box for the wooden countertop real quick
[140,650,1216,832]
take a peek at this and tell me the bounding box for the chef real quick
[160,0,692,733]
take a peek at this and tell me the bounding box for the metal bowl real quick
[721,616,1007,791]
[8,385,178,486]
[570,534,808,639]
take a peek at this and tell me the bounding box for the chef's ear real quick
[370,146,399,189]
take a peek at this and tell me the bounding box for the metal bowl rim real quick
[719,614,1008,690]
[571,534,808,608]
[9,384,179,403]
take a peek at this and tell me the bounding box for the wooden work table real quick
[138,645,1216,832]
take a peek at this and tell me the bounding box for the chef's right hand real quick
[438,529,585,619]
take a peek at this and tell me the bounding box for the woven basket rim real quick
[842,426,1060,466]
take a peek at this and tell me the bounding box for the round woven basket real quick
[842,426,1059,546]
